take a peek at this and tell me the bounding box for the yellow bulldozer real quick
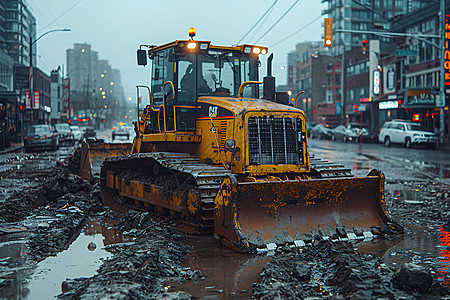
[81,29,402,253]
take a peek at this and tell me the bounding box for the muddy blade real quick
[79,141,93,182]
[79,140,132,181]
[215,173,401,253]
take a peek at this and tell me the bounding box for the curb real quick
[0,145,23,155]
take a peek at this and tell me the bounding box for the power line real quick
[269,15,322,48]
[237,0,278,44]
[254,0,300,44]
[38,0,83,34]
[248,3,277,42]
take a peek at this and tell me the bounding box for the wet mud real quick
[1,147,450,299]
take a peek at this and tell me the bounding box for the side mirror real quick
[137,50,147,66]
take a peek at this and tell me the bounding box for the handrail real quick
[237,81,262,98]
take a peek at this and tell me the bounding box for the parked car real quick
[24,124,59,152]
[378,120,437,148]
[70,125,83,142]
[310,124,333,140]
[55,123,74,146]
[82,126,97,139]
[305,122,316,138]
[331,125,352,142]
[112,122,131,140]
[345,123,375,143]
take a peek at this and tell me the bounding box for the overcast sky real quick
[28,0,326,101]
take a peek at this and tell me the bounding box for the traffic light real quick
[362,39,368,54]
[324,18,333,47]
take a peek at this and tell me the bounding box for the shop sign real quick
[33,91,40,110]
[405,89,435,107]
[444,13,450,88]
[360,97,372,103]
[384,65,395,93]
[26,90,31,109]
[62,78,70,112]
[373,70,380,95]
[379,100,399,110]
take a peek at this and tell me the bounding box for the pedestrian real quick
[8,123,15,143]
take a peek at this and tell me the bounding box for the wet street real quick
[0,139,449,299]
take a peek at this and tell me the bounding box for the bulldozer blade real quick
[214,171,402,253]
[79,140,132,181]
[79,141,94,182]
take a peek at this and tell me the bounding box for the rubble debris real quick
[253,240,449,299]
[392,263,433,293]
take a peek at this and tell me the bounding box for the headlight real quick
[224,139,236,150]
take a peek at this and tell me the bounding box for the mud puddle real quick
[0,218,127,299]
[166,234,271,299]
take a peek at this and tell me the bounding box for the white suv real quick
[378,120,437,148]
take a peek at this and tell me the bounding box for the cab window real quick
[151,49,175,107]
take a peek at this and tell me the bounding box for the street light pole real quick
[341,45,346,126]
[29,28,71,126]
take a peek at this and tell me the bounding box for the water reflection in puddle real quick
[0,218,125,299]
[167,235,270,299]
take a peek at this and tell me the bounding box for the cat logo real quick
[209,106,218,118]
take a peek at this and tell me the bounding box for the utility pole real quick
[341,44,346,126]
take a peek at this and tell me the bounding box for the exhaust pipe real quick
[263,53,275,101]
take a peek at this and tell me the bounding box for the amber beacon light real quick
[188,27,196,39]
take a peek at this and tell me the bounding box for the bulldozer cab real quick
[137,41,266,135]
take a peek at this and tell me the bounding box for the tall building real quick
[1,0,36,66]
[66,43,125,128]
[66,43,99,92]
[321,0,434,52]
[0,0,36,145]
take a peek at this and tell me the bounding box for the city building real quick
[50,68,62,124]
[1,0,36,66]
[371,0,450,138]
[321,0,433,52]
[66,43,126,128]
[296,52,338,125]
[0,0,37,145]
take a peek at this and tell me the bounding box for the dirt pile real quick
[253,240,449,299]
[58,210,197,299]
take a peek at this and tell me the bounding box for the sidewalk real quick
[0,142,23,155]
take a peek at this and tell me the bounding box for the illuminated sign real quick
[26,90,31,109]
[33,91,40,110]
[445,14,450,91]
[62,78,70,112]
[405,89,436,107]
[360,97,372,103]
[412,114,421,121]
[379,100,399,110]
[373,70,380,95]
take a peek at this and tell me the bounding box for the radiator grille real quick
[248,116,304,165]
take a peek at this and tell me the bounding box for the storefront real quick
[0,91,20,149]
[402,89,444,134]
